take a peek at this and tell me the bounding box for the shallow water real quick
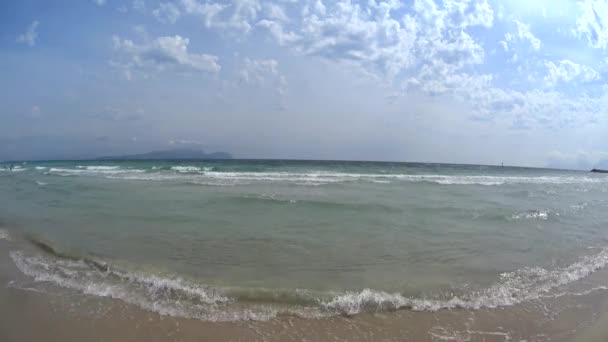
[1,160,608,322]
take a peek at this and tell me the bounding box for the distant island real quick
[97,148,232,160]
[591,168,608,173]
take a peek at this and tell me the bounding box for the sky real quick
[1,0,608,169]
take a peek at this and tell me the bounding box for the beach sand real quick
[3,238,608,342]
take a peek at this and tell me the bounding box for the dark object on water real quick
[591,168,608,173]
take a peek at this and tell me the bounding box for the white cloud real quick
[257,19,300,45]
[263,2,288,22]
[112,35,220,78]
[469,85,602,128]
[499,40,509,51]
[110,0,601,130]
[153,2,181,23]
[133,0,146,12]
[576,0,608,49]
[239,58,287,95]
[181,0,261,33]
[509,19,541,51]
[296,0,419,78]
[547,150,608,170]
[93,0,106,6]
[544,60,599,87]
[16,20,39,47]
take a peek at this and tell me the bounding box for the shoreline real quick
[3,239,608,341]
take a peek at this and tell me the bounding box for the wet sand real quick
[2,239,608,342]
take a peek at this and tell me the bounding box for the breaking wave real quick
[41,166,608,186]
[10,237,608,321]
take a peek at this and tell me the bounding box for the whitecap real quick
[170,166,202,173]
[82,166,121,171]
[0,229,10,241]
[511,210,549,220]
[49,167,145,177]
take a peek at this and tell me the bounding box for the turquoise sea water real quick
[1,160,608,321]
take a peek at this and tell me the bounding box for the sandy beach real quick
[3,236,608,342]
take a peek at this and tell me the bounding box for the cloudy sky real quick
[1,0,608,169]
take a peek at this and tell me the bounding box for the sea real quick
[1,159,608,340]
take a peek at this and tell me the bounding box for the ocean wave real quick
[49,167,146,176]
[0,166,26,172]
[169,166,214,173]
[41,167,608,186]
[9,249,320,321]
[570,202,589,212]
[77,166,121,171]
[322,247,608,314]
[10,237,608,320]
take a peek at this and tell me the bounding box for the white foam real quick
[78,166,121,171]
[1,166,26,172]
[11,245,608,320]
[49,167,146,177]
[35,166,47,170]
[0,229,10,241]
[321,247,608,315]
[511,210,549,220]
[9,251,279,321]
[35,181,48,186]
[171,166,202,173]
[44,168,608,186]
[570,202,589,211]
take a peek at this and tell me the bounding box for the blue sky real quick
[1,0,608,169]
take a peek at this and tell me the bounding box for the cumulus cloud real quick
[544,60,599,87]
[153,2,181,23]
[507,19,541,51]
[108,0,605,130]
[576,0,608,49]
[16,20,39,47]
[295,0,418,78]
[112,34,220,78]
[181,0,262,33]
[256,19,300,45]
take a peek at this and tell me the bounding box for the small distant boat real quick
[591,168,608,173]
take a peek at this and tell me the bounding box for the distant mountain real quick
[97,148,232,160]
